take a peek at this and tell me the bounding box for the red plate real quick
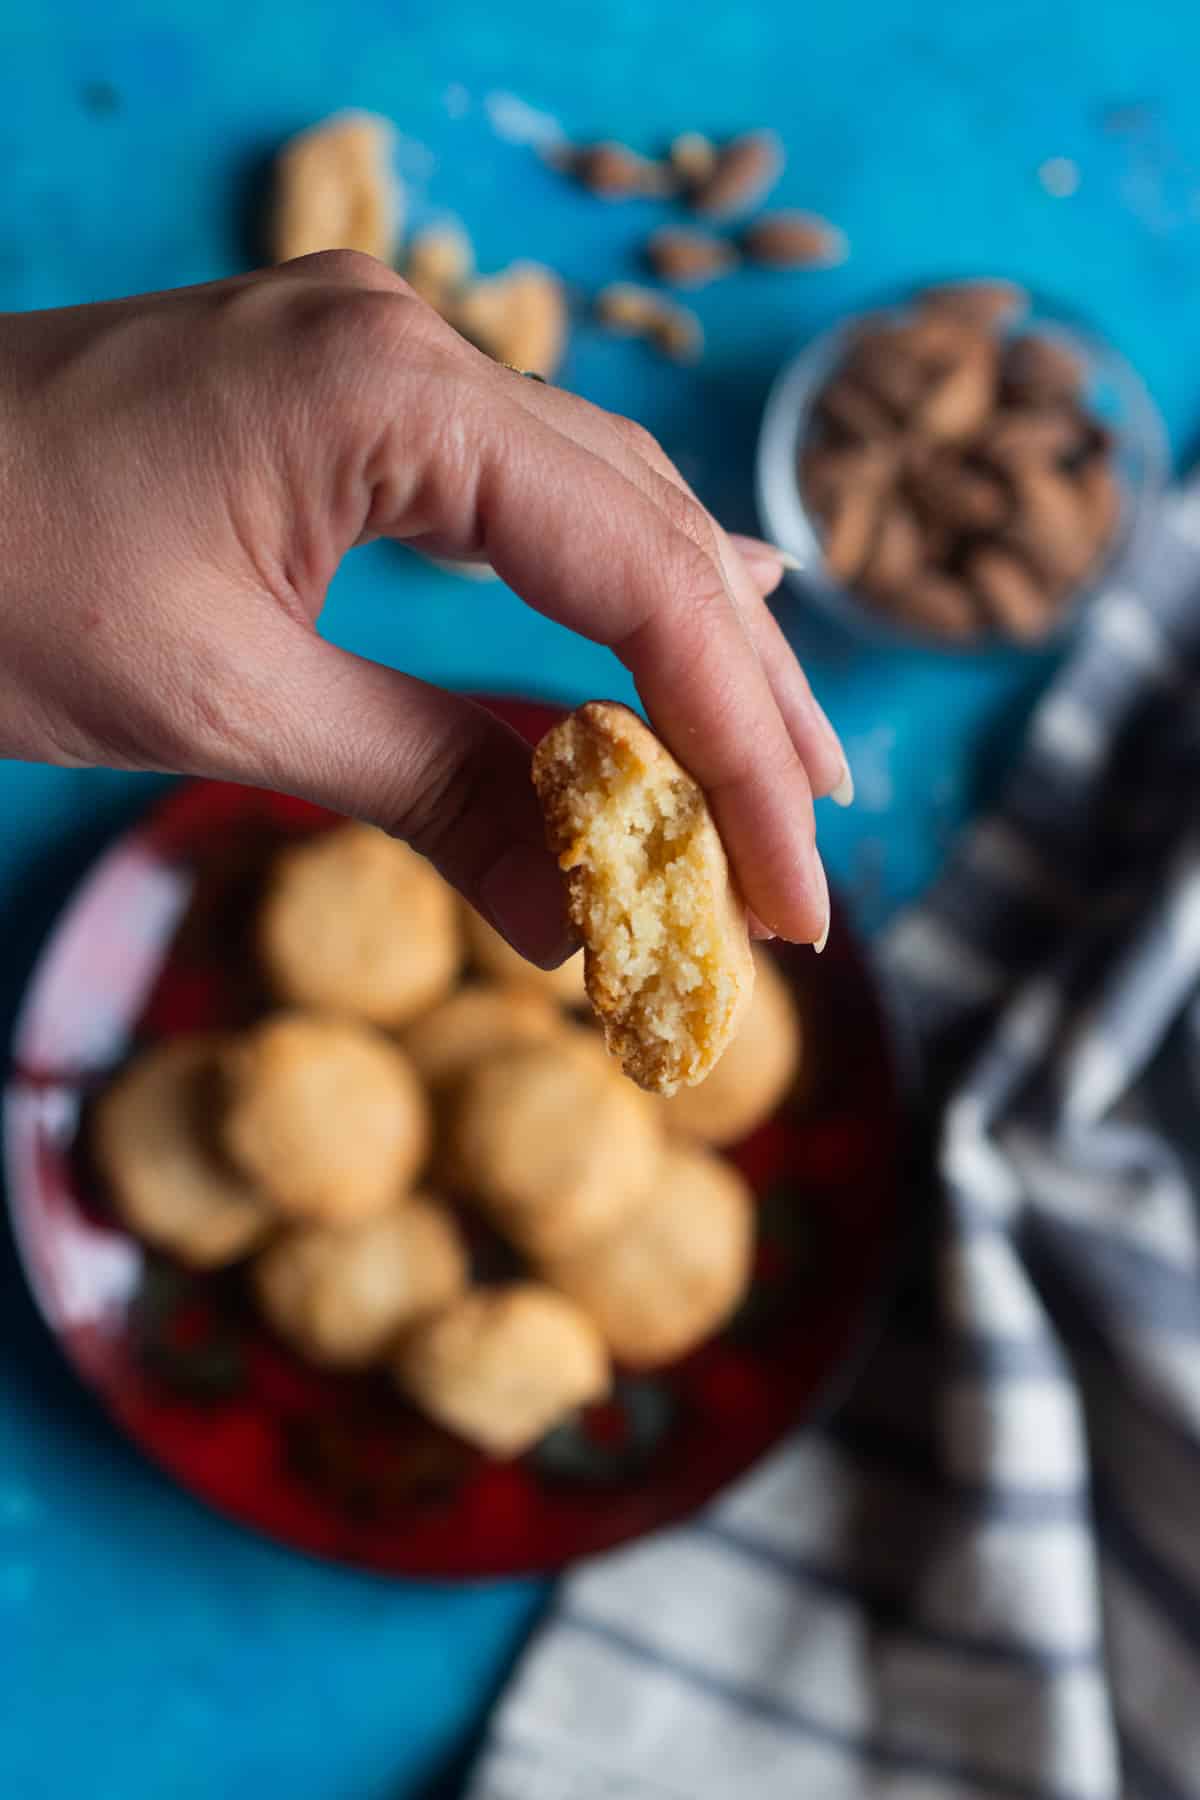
[5,697,904,1578]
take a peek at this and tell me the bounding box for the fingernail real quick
[728,533,802,574]
[480,840,574,969]
[747,909,777,942]
[812,856,831,954]
[831,762,854,808]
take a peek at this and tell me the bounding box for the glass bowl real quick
[755,294,1169,651]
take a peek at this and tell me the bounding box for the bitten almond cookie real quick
[532,702,754,1094]
[221,1013,430,1225]
[259,823,462,1027]
[94,1036,274,1269]
[542,1141,754,1367]
[392,1283,610,1458]
[253,1195,467,1368]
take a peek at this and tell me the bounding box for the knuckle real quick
[610,412,668,469]
[281,246,402,290]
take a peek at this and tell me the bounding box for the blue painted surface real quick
[2,2,1198,1794]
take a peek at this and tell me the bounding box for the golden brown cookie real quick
[221,1013,429,1225]
[446,1032,661,1258]
[401,983,560,1091]
[660,947,803,1145]
[532,701,754,1095]
[259,823,462,1026]
[544,1143,754,1367]
[461,903,587,1007]
[392,1282,610,1457]
[93,1036,273,1269]
[253,1195,467,1367]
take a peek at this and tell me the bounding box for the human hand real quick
[0,251,847,960]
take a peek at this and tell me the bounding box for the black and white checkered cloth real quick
[468,478,1200,1800]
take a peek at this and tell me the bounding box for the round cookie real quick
[221,1013,430,1224]
[543,1142,755,1367]
[253,1195,467,1367]
[401,982,560,1091]
[260,822,462,1025]
[660,947,803,1145]
[93,1035,273,1268]
[392,1282,610,1458]
[446,1032,661,1258]
[532,701,755,1095]
[461,903,587,1007]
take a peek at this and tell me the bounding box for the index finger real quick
[379,362,829,946]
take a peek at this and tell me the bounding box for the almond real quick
[860,502,923,598]
[818,377,897,445]
[981,407,1086,468]
[919,280,1029,328]
[1008,463,1093,586]
[452,263,567,379]
[668,131,718,190]
[650,302,704,363]
[594,283,663,334]
[689,129,784,218]
[556,141,674,199]
[845,329,929,419]
[741,210,847,269]
[1077,459,1122,551]
[893,572,982,642]
[272,111,400,265]
[645,227,738,288]
[967,546,1054,641]
[913,338,996,441]
[1002,333,1085,404]
[905,449,1009,531]
[823,485,882,582]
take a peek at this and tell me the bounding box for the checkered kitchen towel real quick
[468,477,1200,1800]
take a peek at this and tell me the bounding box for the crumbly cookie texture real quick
[661,945,803,1145]
[259,823,461,1026]
[460,902,587,1006]
[445,1030,661,1258]
[220,1013,430,1225]
[532,701,755,1095]
[542,1141,755,1368]
[94,1035,274,1269]
[392,1282,610,1458]
[253,1195,467,1368]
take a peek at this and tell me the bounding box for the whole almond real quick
[1002,333,1085,404]
[645,226,739,287]
[860,501,923,598]
[845,328,929,419]
[650,302,704,363]
[905,449,1009,531]
[557,141,672,199]
[823,485,882,582]
[741,210,847,269]
[1077,459,1122,551]
[669,131,718,189]
[801,443,896,518]
[818,377,897,445]
[982,407,1086,468]
[1008,463,1093,585]
[967,546,1054,642]
[594,283,663,334]
[899,573,982,642]
[913,339,996,441]
[919,280,1029,328]
[689,129,784,218]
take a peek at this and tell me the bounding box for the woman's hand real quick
[0,251,846,960]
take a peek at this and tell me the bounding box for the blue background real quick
[3,2,1199,1794]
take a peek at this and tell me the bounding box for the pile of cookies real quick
[95,817,803,1461]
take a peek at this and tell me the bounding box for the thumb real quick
[221,627,571,968]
